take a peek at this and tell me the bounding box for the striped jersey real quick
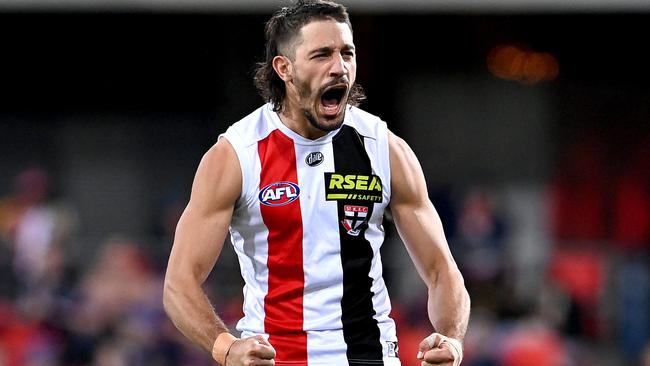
[221,103,400,366]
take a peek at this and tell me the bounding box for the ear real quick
[272,55,293,83]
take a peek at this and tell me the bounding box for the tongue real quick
[321,97,339,116]
[322,98,339,107]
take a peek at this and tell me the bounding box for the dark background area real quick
[2,12,649,176]
[2,12,648,110]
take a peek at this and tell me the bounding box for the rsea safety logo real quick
[324,173,383,202]
[258,181,300,206]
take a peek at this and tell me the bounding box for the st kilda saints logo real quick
[341,205,369,236]
[258,181,300,206]
[305,152,324,167]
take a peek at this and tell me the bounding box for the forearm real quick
[426,269,470,341]
[163,277,230,353]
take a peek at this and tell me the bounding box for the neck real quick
[277,105,328,140]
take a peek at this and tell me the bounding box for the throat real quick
[276,109,330,140]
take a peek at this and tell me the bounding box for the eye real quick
[311,53,328,60]
[342,50,355,59]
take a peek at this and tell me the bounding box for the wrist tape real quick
[425,332,464,366]
[212,332,238,366]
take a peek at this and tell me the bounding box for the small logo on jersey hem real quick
[259,181,300,206]
[341,205,369,236]
[387,341,399,358]
[305,152,324,167]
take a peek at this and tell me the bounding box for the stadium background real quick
[1,1,650,365]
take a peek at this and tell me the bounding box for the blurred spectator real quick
[548,248,607,338]
[497,317,569,366]
[455,188,506,285]
[0,167,77,291]
[63,237,157,364]
[75,238,157,331]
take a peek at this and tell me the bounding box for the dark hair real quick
[253,0,365,112]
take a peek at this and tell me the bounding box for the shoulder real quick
[222,103,277,147]
[190,137,242,210]
[388,130,412,160]
[388,130,428,205]
[198,138,240,186]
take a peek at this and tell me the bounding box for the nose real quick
[329,52,348,78]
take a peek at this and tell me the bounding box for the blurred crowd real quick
[438,132,650,366]
[0,167,236,366]
[1,132,650,366]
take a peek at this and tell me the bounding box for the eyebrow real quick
[308,44,356,57]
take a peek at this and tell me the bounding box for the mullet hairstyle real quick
[253,0,366,112]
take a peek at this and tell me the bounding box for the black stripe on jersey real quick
[332,125,384,364]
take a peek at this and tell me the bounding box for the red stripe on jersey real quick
[258,130,308,363]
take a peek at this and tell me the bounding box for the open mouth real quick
[320,85,347,117]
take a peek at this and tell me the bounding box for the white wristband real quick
[442,336,463,366]
[212,333,238,366]
[424,333,464,366]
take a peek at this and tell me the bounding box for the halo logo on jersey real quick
[341,205,369,236]
[305,152,324,167]
[259,182,300,206]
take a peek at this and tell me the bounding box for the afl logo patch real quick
[259,181,300,206]
[305,152,324,167]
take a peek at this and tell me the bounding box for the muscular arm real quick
[163,138,241,353]
[388,131,470,361]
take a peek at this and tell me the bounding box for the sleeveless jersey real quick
[220,103,400,366]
